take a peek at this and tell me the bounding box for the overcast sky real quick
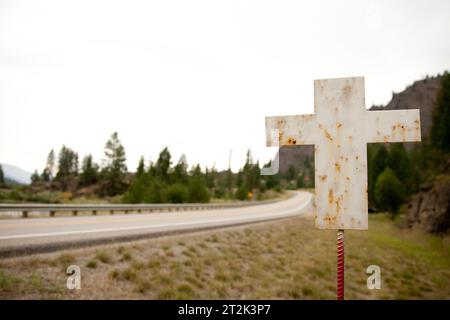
[1,0,449,173]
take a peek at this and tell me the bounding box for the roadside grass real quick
[95,251,112,264]
[0,214,449,299]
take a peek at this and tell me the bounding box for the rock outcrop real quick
[407,158,450,234]
[407,177,450,234]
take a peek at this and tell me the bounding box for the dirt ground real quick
[1,214,449,299]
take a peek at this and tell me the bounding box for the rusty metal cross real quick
[266,77,421,230]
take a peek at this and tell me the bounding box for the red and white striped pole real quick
[337,229,345,300]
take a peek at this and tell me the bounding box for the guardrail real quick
[0,199,279,218]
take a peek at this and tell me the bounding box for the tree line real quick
[30,132,282,203]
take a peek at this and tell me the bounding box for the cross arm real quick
[265,114,317,147]
[365,109,421,143]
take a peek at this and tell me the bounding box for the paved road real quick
[0,191,313,256]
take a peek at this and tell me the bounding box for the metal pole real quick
[337,229,344,300]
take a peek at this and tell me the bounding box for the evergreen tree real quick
[123,156,148,203]
[242,150,254,190]
[235,184,249,200]
[225,168,233,196]
[31,170,40,183]
[205,166,216,189]
[0,164,4,186]
[368,145,389,204]
[123,173,148,203]
[144,179,167,203]
[148,161,157,178]
[136,156,145,178]
[172,155,188,184]
[252,161,261,190]
[55,145,78,190]
[263,160,280,189]
[56,145,79,178]
[155,147,171,181]
[41,169,50,182]
[188,165,210,203]
[102,132,127,196]
[374,167,406,217]
[431,72,450,153]
[166,183,188,203]
[79,154,98,186]
[387,143,415,195]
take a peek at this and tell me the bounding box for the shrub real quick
[166,183,188,203]
[374,167,406,217]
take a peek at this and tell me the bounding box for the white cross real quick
[266,77,421,230]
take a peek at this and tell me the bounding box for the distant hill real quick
[0,163,32,185]
[276,74,443,174]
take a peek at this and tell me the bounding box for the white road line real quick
[0,193,312,240]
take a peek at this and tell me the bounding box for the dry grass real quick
[0,214,449,299]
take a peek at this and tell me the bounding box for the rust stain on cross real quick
[265,77,421,230]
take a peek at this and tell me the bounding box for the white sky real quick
[1,0,449,173]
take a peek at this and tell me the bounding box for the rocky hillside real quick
[407,157,450,234]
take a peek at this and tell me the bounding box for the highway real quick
[0,191,313,257]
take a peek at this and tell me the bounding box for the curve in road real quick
[0,191,313,257]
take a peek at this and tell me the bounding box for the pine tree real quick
[136,156,145,178]
[102,132,127,196]
[166,183,188,203]
[431,71,450,153]
[0,164,4,186]
[387,143,415,195]
[155,147,171,181]
[368,145,389,204]
[263,160,280,189]
[144,178,167,203]
[80,154,99,186]
[31,170,40,184]
[172,155,188,184]
[54,145,78,190]
[56,145,78,178]
[123,173,148,203]
[188,165,210,203]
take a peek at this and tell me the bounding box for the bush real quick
[188,177,210,203]
[374,167,406,217]
[123,175,148,203]
[235,185,248,201]
[144,179,167,203]
[166,183,188,203]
